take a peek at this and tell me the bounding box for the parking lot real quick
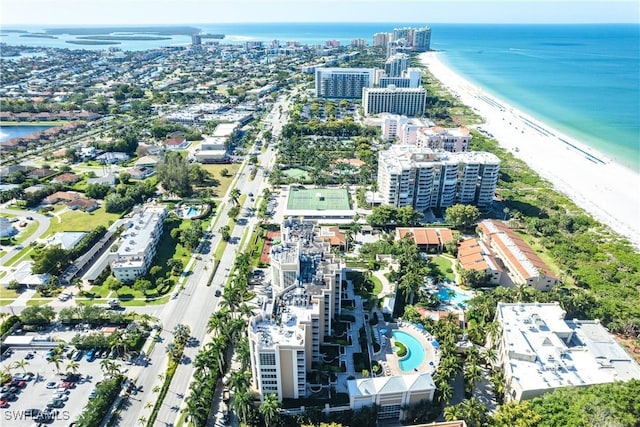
[1,348,125,426]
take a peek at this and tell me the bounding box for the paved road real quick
[0,207,50,266]
[118,96,286,427]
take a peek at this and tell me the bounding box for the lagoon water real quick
[2,23,638,169]
[0,126,54,142]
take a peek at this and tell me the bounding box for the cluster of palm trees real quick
[396,236,427,305]
[184,251,261,426]
[166,324,191,363]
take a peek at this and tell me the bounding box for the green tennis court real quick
[287,188,351,211]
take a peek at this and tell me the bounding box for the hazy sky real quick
[1,0,638,26]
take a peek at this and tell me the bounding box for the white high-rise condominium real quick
[412,27,432,52]
[372,32,390,47]
[315,68,375,99]
[384,53,409,77]
[379,68,422,88]
[362,86,427,116]
[377,145,500,210]
[248,219,344,401]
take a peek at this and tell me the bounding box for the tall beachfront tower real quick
[248,219,344,401]
[376,145,500,211]
[384,53,410,77]
[412,26,432,51]
[373,32,391,47]
[362,86,427,116]
[315,67,375,99]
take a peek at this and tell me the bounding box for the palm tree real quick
[137,416,147,425]
[145,401,153,409]
[482,348,498,368]
[48,354,62,374]
[12,359,29,374]
[230,188,241,206]
[173,324,191,347]
[489,370,506,404]
[238,303,255,320]
[259,393,280,427]
[232,389,255,425]
[399,270,423,305]
[207,309,231,337]
[463,362,482,395]
[236,337,251,371]
[437,380,454,404]
[65,360,79,375]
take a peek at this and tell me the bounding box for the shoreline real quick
[419,51,640,249]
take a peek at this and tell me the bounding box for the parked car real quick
[24,352,34,360]
[0,400,8,408]
[74,350,84,361]
[86,349,95,362]
[47,399,65,408]
[88,388,97,399]
[46,382,57,389]
[53,393,69,401]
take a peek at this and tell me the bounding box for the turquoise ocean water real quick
[2,23,638,170]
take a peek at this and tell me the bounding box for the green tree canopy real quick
[445,204,480,230]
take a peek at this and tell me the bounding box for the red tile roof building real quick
[478,219,557,291]
[396,227,454,252]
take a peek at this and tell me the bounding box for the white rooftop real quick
[348,373,435,397]
[42,232,86,250]
[498,302,640,392]
[111,205,166,268]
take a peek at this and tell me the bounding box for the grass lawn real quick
[371,275,383,296]
[3,246,35,267]
[86,285,112,299]
[13,221,39,245]
[199,163,240,198]
[214,240,227,260]
[43,206,121,237]
[430,255,456,281]
[26,299,51,307]
[0,288,20,299]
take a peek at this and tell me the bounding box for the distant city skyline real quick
[1,0,638,26]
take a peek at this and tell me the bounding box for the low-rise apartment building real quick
[348,373,436,421]
[495,302,640,402]
[110,204,167,283]
[478,219,557,290]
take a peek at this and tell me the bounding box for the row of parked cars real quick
[0,374,29,407]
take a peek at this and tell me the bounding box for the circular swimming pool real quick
[392,330,426,372]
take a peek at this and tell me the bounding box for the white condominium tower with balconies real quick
[248,219,344,401]
[314,67,374,99]
[363,86,427,116]
[377,145,500,211]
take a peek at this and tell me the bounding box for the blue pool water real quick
[186,206,199,218]
[435,286,472,307]
[392,330,425,372]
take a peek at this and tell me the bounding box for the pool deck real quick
[372,324,440,377]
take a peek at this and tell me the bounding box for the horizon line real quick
[2,21,638,27]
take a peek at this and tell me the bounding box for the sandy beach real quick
[420,52,640,249]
